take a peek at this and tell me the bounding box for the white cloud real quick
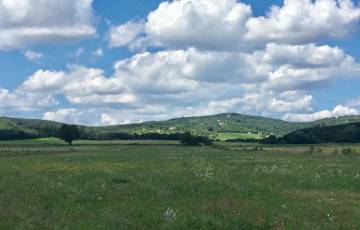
[24,50,42,62]
[260,43,360,91]
[20,70,66,92]
[108,20,145,49]
[113,0,360,51]
[270,95,313,113]
[101,113,119,125]
[61,66,134,105]
[0,65,135,114]
[332,104,359,117]
[0,87,57,112]
[43,108,83,124]
[245,0,360,45]
[260,43,347,68]
[20,66,134,106]
[114,43,360,96]
[113,48,267,96]
[205,92,313,115]
[0,0,96,50]
[283,105,359,122]
[145,0,251,50]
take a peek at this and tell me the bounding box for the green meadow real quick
[1,139,360,229]
[216,132,263,141]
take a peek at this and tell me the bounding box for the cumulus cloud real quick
[61,67,135,105]
[204,92,313,116]
[144,0,252,50]
[283,105,359,122]
[113,48,268,96]
[108,20,145,50]
[20,70,66,92]
[0,0,96,50]
[43,108,82,124]
[111,0,360,51]
[24,50,42,62]
[270,95,314,113]
[0,66,135,115]
[113,43,360,96]
[0,87,57,112]
[245,0,360,45]
[259,43,360,91]
[101,113,119,125]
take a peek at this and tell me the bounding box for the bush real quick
[179,132,213,146]
[342,148,353,155]
[260,135,279,144]
[309,146,315,154]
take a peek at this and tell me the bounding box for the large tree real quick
[59,124,80,145]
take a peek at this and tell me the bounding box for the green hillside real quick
[0,117,62,139]
[1,113,360,141]
[96,113,297,138]
[97,113,360,139]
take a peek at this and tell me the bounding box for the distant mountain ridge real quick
[1,113,360,141]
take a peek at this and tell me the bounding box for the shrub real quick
[342,148,353,155]
[112,177,130,184]
[309,146,315,154]
[179,132,213,146]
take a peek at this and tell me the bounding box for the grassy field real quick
[0,139,360,229]
[216,132,263,141]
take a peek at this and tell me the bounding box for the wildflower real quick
[313,173,321,180]
[327,214,334,222]
[192,159,214,182]
[164,207,177,223]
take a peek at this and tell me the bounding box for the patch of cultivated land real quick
[0,140,360,229]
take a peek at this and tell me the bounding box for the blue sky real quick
[0,0,360,125]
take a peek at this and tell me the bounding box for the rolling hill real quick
[2,113,360,141]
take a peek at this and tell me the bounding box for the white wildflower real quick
[164,207,177,223]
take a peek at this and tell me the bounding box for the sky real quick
[1,0,360,125]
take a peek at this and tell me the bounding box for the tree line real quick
[0,124,213,146]
[261,122,360,144]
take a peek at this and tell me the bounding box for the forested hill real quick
[97,113,360,137]
[265,122,360,144]
[1,113,360,140]
[0,117,62,140]
[96,113,297,137]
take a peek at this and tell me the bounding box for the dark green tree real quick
[59,124,80,145]
[179,132,213,146]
